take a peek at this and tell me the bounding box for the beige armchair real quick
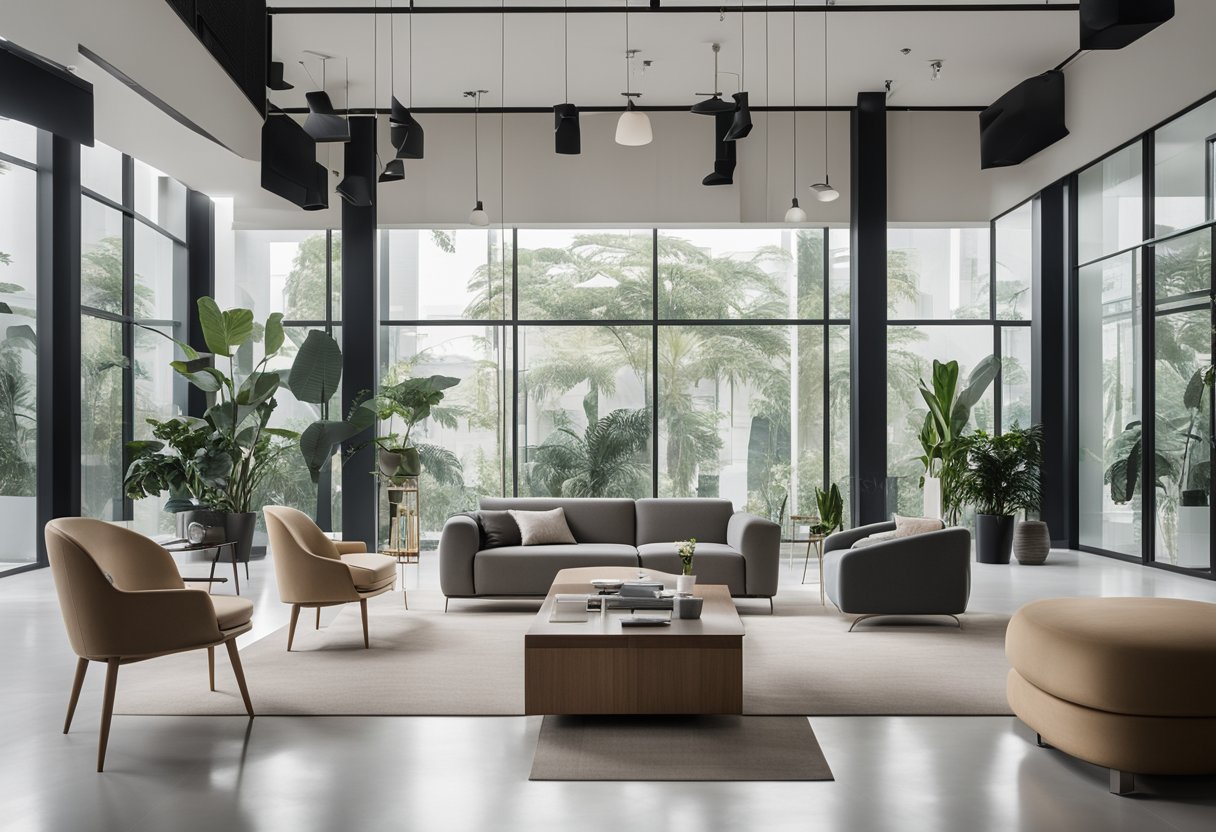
[44,518,254,772]
[263,506,396,651]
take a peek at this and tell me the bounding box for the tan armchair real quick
[44,518,254,772]
[263,506,396,651]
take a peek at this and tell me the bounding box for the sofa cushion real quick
[341,552,397,591]
[636,542,746,595]
[510,508,577,546]
[634,498,733,545]
[473,544,640,596]
[209,595,254,631]
[851,530,899,549]
[893,514,944,537]
[479,497,635,544]
[476,510,522,549]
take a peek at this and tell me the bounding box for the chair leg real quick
[444,597,450,613]
[315,607,321,630]
[360,598,370,649]
[64,658,89,734]
[231,545,241,595]
[207,646,215,691]
[287,605,301,652]
[97,658,119,772]
[1110,769,1135,796]
[225,638,254,719]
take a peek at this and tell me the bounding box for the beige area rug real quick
[115,591,1012,717]
[530,716,833,781]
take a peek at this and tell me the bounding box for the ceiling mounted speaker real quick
[261,114,328,210]
[702,110,737,186]
[979,70,1069,170]
[302,165,329,211]
[1080,0,1174,50]
[303,91,350,142]
[554,103,581,155]
[336,173,373,207]
[267,61,294,91]
[724,92,752,141]
[378,159,405,183]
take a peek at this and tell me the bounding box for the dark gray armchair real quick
[822,521,971,630]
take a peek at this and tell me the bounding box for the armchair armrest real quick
[334,540,368,555]
[824,527,971,615]
[86,587,223,659]
[439,514,481,597]
[823,521,897,553]
[727,512,781,597]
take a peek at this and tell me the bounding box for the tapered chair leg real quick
[287,605,301,652]
[97,658,120,772]
[360,599,370,649]
[207,646,215,691]
[64,658,89,734]
[225,638,254,719]
[315,607,320,629]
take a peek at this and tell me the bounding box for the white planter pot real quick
[676,574,697,595]
[1176,506,1210,569]
[922,476,942,520]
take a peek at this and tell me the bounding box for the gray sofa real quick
[822,521,971,629]
[439,497,781,602]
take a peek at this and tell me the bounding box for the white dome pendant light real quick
[784,1,806,223]
[810,1,840,203]
[615,1,652,147]
[464,89,490,226]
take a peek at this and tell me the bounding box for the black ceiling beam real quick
[268,4,1079,14]
[271,104,986,114]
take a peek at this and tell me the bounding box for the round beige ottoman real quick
[1006,597,1216,795]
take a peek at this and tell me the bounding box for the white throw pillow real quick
[851,530,899,549]
[509,508,577,546]
[893,514,945,537]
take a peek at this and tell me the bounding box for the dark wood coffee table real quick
[524,566,744,715]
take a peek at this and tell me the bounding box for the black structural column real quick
[1032,182,1074,548]
[36,134,83,562]
[849,91,888,526]
[341,116,377,547]
[184,189,215,418]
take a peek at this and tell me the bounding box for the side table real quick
[379,548,416,609]
[160,539,243,595]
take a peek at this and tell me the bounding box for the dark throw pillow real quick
[477,510,522,549]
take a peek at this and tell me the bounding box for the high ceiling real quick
[266,1,1079,111]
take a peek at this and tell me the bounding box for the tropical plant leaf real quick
[1183,367,1207,411]
[197,297,254,357]
[299,420,364,482]
[288,330,343,405]
[236,370,281,407]
[265,312,285,355]
[4,324,36,348]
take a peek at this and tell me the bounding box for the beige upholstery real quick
[44,518,254,772]
[1006,597,1216,794]
[263,505,396,650]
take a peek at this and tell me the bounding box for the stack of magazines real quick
[587,581,673,611]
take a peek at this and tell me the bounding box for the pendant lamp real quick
[691,43,735,115]
[465,90,490,226]
[302,56,350,143]
[615,3,652,147]
[724,11,752,140]
[783,4,804,223]
[810,1,839,202]
[390,0,425,159]
[553,0,581,154]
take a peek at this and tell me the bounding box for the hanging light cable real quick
[554,0,580,154]
[392,0,425,159]
[615,0,652,147]
[376,1,405,183]
[784,1,806,223]
[810,0,839,202]
[725,8,752,140]
[466,90,490,225]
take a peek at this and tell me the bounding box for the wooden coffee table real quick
[524,566,744,715]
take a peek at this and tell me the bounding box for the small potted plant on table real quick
[676,538,697,595]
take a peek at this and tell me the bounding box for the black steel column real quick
[340,117,377,547]
[36,134,83,562]
[1032,183,1072,547]
[185,189,215,418]
[849,91,888,526]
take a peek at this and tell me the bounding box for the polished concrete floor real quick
[2,546,1215,832]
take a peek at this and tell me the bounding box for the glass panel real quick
[828,228,850,320]
[0,118,38,162]
[229,230,331,321]
[1153,231,1212,570]
[383,229,508,321]
[81,197,124,314]
[131,324,182,537]
[658,229,801,320]
[516,229,652,320]
[331,230,342,321]
[0,160,38,569]
[80,141,123,203]
[133,224,184,322]
[133,159,187,238]
[828,325,851,521]
[1078,252,1141,556]
[1077,142,1143,264]
[887,325,997,518]
[1153,97,1216,235]
[994,202,1033,320]
[519,325,651,498]
[887,227,991,319]
[1001,326,1033,430]
[81,316,126,521]
[381,325,507,540]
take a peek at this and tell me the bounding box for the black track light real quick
[702,110,736,186]
[724,91,752,141]
[303,91,350,142]
[378,159,405,183]
[267,61,294,91]
[554,103,581,155]
[336,173,372,206]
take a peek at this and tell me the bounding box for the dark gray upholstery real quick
[637,543,746,595]
[479,497,636,544]
[635,498,733,544]
[823,525,972,618]
[473,544,640,596]
[727,512,782,597]
[438,514,480,597]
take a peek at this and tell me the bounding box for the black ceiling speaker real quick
[1080,0,1174,50]
[554,103,581,155]
[0,38,94,146]
[303,91,350,142]
[261,114,329,210]
[267,61,294,91]
[390,97,425,159]
[336,173,373,207]
[724,91,752,141]
[378,159,406,183]
[979,70,1070,170]
[702,110,737,186]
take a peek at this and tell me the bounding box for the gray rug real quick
[529,715,833,781]
[114,591,1013,717]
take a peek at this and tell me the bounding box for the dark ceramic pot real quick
[975,514,1015,564]
[224,512,258,565]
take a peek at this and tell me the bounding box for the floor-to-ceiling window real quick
[80,144,187,535]
[0,118,40,572]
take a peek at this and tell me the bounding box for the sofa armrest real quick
[823,521,897,553]
[439,514,481,597]
[824,527,971,615]
[334,540,367,555]
[727,512,781,597]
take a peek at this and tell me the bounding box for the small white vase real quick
[922,476,942,520]
[676,574,697,595]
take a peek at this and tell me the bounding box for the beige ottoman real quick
[1006,597,1216,795]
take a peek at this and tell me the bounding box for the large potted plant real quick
[370,375,460,479]
[956,424,1044,564]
